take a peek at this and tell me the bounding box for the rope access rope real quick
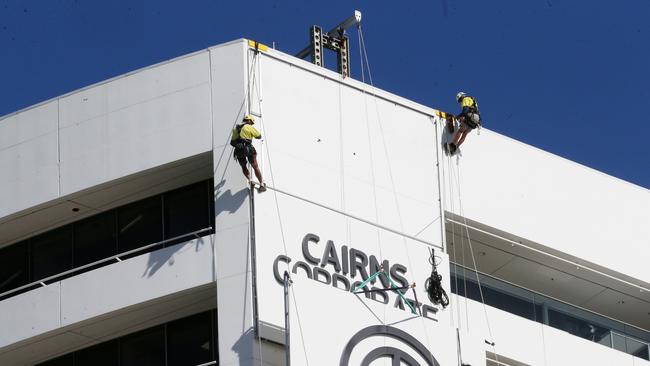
[357,24,435,353]
[247,48,267,366]
[450,154,500,362]
[357,23,385,311]
[253,50,311,364]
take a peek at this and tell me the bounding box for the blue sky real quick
[1,1,649,188]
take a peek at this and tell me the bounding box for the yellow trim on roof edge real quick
[247,40,269,52]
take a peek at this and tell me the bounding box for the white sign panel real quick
[254,190,456,365]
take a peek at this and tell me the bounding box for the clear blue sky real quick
[2,1,649,188]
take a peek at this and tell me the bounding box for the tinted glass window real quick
[0,242,28,294]
[208,179,215,231]
[167,311,213,366]
[117,196,162,253]
[36,354,73,366]
[74,211,117,267]
[120,326,165,366]
[74,340,118,366]
[548,309,610,343]
[31,226,73,281]
[164,181,210,240]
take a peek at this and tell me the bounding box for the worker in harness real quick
[231,115,266,192]
[447,92,481,154]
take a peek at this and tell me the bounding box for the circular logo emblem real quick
[339,325,440,366]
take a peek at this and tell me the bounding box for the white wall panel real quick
[0,284,61,348]
[210,40,263,366]
[59,56,213,195]
[60,237,214,325]
[258,54,440,245]
[0,101,59,219]
[257,56,343,211]
[445,126,650,283]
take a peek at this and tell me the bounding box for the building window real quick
[167,311,214,366]
[30,227,73,282]
[35,310,218,366]
[37,354,72,366]
[117,196,163,253]
[74,211,117,267]
[548,309,610,343]
[164,181,210,242]
[0,242,28,294]
[0,179,214,300]
[120,327,165,366]
[74,340,118,366]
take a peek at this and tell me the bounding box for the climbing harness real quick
[353,266,419,315]
[425,248,450,308]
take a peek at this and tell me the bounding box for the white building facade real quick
[0,39,648,366]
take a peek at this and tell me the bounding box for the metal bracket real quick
[296,11,361,78]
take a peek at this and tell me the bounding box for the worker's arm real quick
[241,125,262,139]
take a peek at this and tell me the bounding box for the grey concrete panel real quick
[493,256,605,305]
[0,331,90,366]
[0,101,60,219]
[0,200,91,248]
[214,223,252,280]
[60,237,214,326]
[59,82,212,195]
[0,284,61,348]
[70,152,212,211]
[215,274,259,366]
[57,52,210,129]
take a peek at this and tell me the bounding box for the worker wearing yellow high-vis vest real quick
[448,92,481,154]
[230,115,266,192]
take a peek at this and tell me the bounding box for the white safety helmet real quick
[456,92,466,102]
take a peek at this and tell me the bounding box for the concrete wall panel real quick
[447,127,650,283]
[60,237,214,325]
[59,53,212,195]
[0,101,59,219]
[257,54,440,243]
[0,284,61,348]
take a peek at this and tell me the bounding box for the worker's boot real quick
[258,182,267,193]
[448,143,457,154]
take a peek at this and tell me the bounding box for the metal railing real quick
[451,264,650,360]
[195,361,217,366]
[0,227,213,300]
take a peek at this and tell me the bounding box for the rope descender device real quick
[425,248,449,308]
[352,265,420,315]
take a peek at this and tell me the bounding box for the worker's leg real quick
[446,117,455,134]
[452,124,469,146]
[249,154,264,185]
[237,157,250,180]
[456,129,471,147]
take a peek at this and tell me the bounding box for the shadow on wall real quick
[141,179,248,279]
[214,179,248,217]
[142,236,206,278]
[232,327,256,362]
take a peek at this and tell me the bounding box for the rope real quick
[446,138,462,331]
[448,152,470,332]
[357,23,435,354]
[254,56,311,366]
[357,24,385,319]
[247,49,266,366]
[451,156,500,362]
